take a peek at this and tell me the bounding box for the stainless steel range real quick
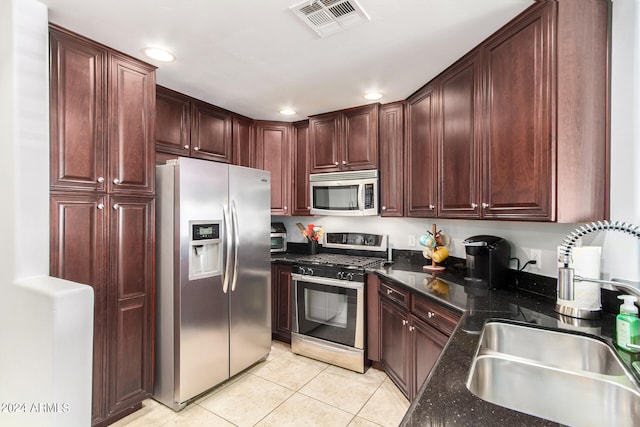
[291,232,388,373]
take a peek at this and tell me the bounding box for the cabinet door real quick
[405,84,438,217]
[107,197,154,415]
[108,54,156,195]
[379,102,404,217]
[438,54,482,218]
[380,298,410,398]
[50,193,107,424]
[342,104,379,170]
[232,115,254,167]
[191,100,233,163]
[255,122,291,215]
[271,264,293,343]
[309,112,341,173]
[49,28,106,191]
[155,86,191,156]
[482,5,553,220]
[410,314,449,399]
[292,121,311,216]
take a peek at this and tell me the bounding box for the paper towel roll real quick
[572,246,602,311]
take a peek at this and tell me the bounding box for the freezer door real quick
[176,158,230,404]
[228,165,272,376]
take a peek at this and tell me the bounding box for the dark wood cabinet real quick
[292,120,311,216]
[309,104,379,173]
[190,100,233,163]
[155,86,243,166]
[233,114,255,167]
[375,277,460,400]
[379,102,405,217]
[49,26,156,427]
[271,264,293,343]
[405,84,438,218]
[481,3,553,220]
[437,52,482,219]
[255,121,292,215]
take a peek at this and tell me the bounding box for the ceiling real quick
[41,0,534,121]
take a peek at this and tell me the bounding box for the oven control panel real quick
[293,264,365,282]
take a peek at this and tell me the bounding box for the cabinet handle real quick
[409,326,415,332]
[194,147,200,151]
[402,319,408,326]
[112,204,119,210]
[334,161,339,166]
[113,178,121,185]
[471,203,477,209]
[386,289,393,295]
[97,203,104,210]
[183,145,190,150]
[97,176,104,183]
[382,206,387,211]
[482,202,490,209]
[429,204,435,210]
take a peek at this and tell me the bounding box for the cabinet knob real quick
[112,204,119,210]
[183,145,190,150]
[409,326,415,332]
[334,161,339,166]
[284,206,287,210]
[97,176,104,183]
[97,203,104,210]
[482,202,490,209]
[194,147,200,151]
[113,178,121,185]
[386,289,392,295]
[471,203,477,209]
[342,161,346,165]
[382,206,387,211]
[428,312,435,318]
[402,319,408,326]
[429,204,435,210]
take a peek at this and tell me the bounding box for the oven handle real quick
[292,273,364,290]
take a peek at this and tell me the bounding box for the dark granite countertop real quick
[271,250,636,426]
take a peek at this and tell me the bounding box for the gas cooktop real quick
[295,253,384,269]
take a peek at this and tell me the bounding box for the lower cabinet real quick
[375,277,460,400]
[271,263,293,343]
[50,193,155,426]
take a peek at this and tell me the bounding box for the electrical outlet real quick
[530,249,542,270]
[408,235,416,247]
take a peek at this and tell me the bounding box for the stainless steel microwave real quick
[309,170,378,216]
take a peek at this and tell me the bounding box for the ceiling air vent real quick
[290,0,371,37]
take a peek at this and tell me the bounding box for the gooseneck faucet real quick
[556,220,640,319]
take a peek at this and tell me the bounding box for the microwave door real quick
[311,182,364,216]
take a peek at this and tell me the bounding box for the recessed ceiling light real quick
[142,47,175,62]
[364,92,383,100]
[280,109,297,116]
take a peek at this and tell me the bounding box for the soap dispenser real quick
[616,295,640,352]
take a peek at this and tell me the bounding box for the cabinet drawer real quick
[379,280,411,310]
[411,296,459,336]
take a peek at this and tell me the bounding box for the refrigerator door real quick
[176,158,230,404]
[228,165,272,376]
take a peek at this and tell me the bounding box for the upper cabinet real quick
[309,104,379,173]
[50,30,155,195]
[255,121,292,215]
[292,120,311,216]
[379,102,405,217]
[405,84,438,218]
[155,86,237,165]
[232,114,255,167]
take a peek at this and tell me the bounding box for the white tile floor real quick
[110,341,410,427]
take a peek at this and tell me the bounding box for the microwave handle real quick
[358,183,365,212]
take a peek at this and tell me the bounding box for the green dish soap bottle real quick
[616,295,640,352]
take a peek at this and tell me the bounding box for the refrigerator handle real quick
[230,200,240,292]
[222,200,233,293]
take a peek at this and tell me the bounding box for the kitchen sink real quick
[466,320,640,427]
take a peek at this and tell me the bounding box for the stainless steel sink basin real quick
[466,320,640,427]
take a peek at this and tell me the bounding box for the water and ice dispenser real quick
[188,221,221,280]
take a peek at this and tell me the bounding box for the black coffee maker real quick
[463,235,510,289]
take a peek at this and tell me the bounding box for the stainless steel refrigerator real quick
[154,157,271,410]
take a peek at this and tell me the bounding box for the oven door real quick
[292,274,364,349]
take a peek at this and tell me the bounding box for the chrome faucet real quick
[556,220,640,319]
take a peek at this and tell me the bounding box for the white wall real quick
[0,1,93,426]
[277,0,640,284]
